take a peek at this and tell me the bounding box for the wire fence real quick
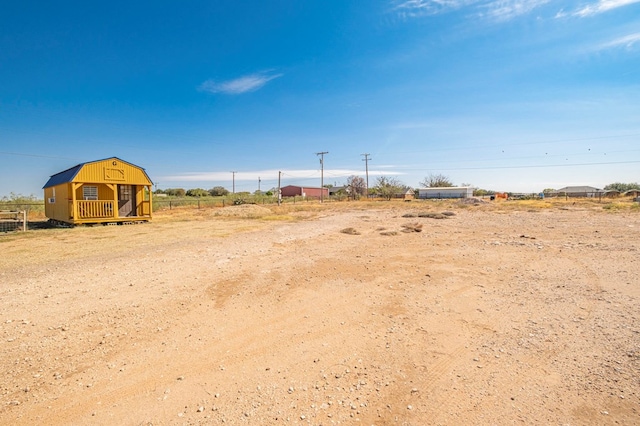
[154,195,329,210]
[0,202,44,215]
[0,195,337,219]
[0,210,27,232]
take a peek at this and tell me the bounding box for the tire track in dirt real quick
[504,251,603,378]
[381,232,568,424]
[20,284,369,424]
[16,216,381,424]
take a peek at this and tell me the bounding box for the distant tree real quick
[1,193,39,202]
[604,182,640,192]
[374,176,405,201]
[460,183,472,187]
[154,188,165,194]
[542,188,556,194]
[420,173,454,188]
[209,186,229,196]
[186,188,209,197]
[346,175,367,200]
[265,190,274,197]
[473,188,496,196]
[164,188,186,197]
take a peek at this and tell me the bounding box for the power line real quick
[0,151,81,161]
[401,159,640,172]
[372,133,640,156]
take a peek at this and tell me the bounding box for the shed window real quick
[83,186,98,200]
[119,185,131,201]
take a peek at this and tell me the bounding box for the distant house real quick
[43,157,153,226]
[328,186,348,196]
[603,189,621,198]
[400,188,414,200]
[624,189,640,198]
[280,185,329,199]
[552,186,603,198]
[417,187,474,199]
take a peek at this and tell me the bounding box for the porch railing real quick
[77,200,114,219]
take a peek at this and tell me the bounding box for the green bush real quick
[0,193,44,215]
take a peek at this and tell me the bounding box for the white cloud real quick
[392,0,551,21]
[598,32,640,50]
[575,0,640,17]
[554,8,568,18]
[481,0,550,21]
[198,72,283,95]
[392,0,478,17]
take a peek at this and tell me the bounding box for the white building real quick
[417,186,474,199]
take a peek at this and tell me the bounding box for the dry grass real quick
[212,204,273,218]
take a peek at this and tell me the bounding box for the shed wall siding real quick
[418,187,473,199]
[45,184,71,222]
[280,186,302,197]
[302,188,327,198]
[280,186,328,198]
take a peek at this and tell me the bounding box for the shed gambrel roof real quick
[43,163,84,188]
[43,157,152,188]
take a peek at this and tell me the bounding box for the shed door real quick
[118,185,136,217]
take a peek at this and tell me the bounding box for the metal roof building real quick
[417,187,474,199]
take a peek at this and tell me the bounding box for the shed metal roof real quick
[43,157,151,188]
[43,164,83,188]
[555,186,602,193]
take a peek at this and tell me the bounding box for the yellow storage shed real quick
[43,157,153,226]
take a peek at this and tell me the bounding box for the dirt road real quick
[1,202,639,425]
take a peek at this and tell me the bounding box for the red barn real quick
[280,185,328,199]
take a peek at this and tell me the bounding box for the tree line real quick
[152,177,640,200]
[155,186,274,197]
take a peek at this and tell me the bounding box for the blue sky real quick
[1,0,638,197]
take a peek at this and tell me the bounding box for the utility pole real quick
[316,151,328,203]
[277,171,282,206]
[231,171,236,193]
[361,153,371,198]
[258,176,261,194]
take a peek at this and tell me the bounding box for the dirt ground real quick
[1,200,639,425]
